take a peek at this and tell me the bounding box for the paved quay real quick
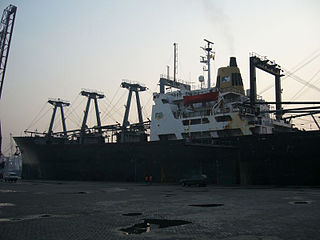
[0,180,320,240]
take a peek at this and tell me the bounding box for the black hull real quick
[14,130,320,185]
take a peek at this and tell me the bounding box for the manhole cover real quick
[120,218,191,235]
[189,204,224,207]
[122,213,142,216]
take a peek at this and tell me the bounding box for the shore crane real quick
[0,5,17,158]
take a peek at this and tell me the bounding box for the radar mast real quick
[200,39,214,89]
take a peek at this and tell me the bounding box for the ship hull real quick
[14,130,320,185]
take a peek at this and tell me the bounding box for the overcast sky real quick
[0,0,319,154]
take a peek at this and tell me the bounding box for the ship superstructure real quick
[150,41,292,141]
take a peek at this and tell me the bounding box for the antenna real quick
[204,39,214,45]
[200,39,214,89]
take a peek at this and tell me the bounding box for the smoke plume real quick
[201,0,235,55]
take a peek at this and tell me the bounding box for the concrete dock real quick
[0,180,319,239]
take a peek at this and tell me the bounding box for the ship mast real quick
[201,39,214,89]
[120,80,147,143]
[47,98,70,137]
[80,90,105,134]
[173,43,178,82]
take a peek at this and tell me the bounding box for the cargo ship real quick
[14,40,320,185]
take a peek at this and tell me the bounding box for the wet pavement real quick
[0,181,320,240]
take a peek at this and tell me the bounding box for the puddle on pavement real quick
[38,181,64,185]
[0,190,17,193]
[0,218,12,222]
[183,189,209,193]
[58,191,89,195]
[120,218,192,235]
[0,214,51,222]
[290,201,311,205]
[103,187,127,193]
[0,203,15,207]
[189,204,224,207]
[122,213,142,216]
[34,192,48,195]
[0,214,74,223]
[165,194,176,197]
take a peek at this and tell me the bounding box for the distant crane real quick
[0,5,16,100]
[0,5,17,158]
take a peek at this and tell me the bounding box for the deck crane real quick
[0,5,17,158]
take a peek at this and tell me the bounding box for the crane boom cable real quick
[101,102,117,122]
[64,94,80,118]
[259,50,320,95]
[25,108,51,131]
[103,90,127,122]
[292,69,320,100]
[66,105,82,125]
[100,99,119,122]
[64,97,85,124]
[100,99,119,123]
[282,68,320,94]
[103,98,123,119]
[26,102,48,130]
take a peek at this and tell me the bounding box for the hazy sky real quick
[0,0,319,153]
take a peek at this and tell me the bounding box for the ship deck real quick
[1,180,319,239]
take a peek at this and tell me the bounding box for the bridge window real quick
[215,115,232,122]
[182,118,209,125]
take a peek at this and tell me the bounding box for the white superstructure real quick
[150,54,292,141]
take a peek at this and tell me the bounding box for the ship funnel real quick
[216,56,245,95]
[229,57,237,67]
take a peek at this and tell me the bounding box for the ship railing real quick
[121,79,146,88]
[160,74,192,86]
[250,52,269,61]
[80,88,104,96]
[47,98,70,104]
[250,52,267,60]
[127,120,151,130]
[250,52,277,66]
[24,130,47,137]
[24,121,151,139]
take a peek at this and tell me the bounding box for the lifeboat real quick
[183,91,219,105]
